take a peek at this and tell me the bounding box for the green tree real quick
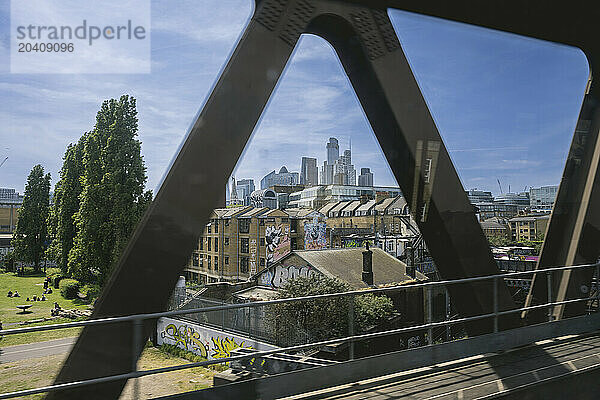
[487,234,512,248]
[68,95,152,284]
[47,136,87,274]
[11,164,51,272]
[267,275,394,346]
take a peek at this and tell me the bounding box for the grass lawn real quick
[0,271,90,346]
[0,345,216,399]
[0,271,90,326]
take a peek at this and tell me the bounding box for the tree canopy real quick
[12,164,51,272]
[45,95,152,285]
[267,274,394,346]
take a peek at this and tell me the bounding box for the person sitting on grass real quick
[13,291,20,297]
[41,295,46,301]
[7,291,12,297]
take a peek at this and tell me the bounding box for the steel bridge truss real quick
[46,1,600,399]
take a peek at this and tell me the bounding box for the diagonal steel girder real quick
[47,1,521,398]
[353,1,600,321]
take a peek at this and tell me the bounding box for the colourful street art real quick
[343,238,372,248]
[266,224,290,262]
[158,319,265,360]
[304,222,327,250]
[211,336,252,359]
[258,263,317,288]
[160,323,208,358]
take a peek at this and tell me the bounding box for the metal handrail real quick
[1,262,599,399]
[1,262,597,337]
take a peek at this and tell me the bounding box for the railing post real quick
[427,286,433,345]
[596,262,600,312]
[493,276,498,333]
[132,318,142,400]
[348,294,355,360]
[445,287,450,341]
[547,271,553,322]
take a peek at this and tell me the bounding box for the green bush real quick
[80,284,101,300]
[59,279,80,299]
[46,267,61,278]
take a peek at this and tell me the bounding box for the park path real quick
[0,337,76,363]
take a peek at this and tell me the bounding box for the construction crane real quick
[497,178,503,194]
[0,157,7,168]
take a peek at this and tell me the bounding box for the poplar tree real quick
[47,136,86,274]
[12,164,51,272]
[68,95,152,284]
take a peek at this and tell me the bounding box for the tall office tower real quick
[321,137,357,185]
[326,137,339,164]
[300,157,318,186]
[236,179,255,206]
[358,167,374,186]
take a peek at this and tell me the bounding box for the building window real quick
[291,238,297,250]
[241,238,249,253]
[208,238,211,252]
[192,253,199,267]
[239,219,250,233]
[259,219,264,226]
[260,258,265,267]
[207,225,212,234]
[260,238,265,247]
[200,255,204,267]
[240,257,249,273]
[214,220,219,233]
[267,217,275,223]
[225,219,230,226]
[214,237,218,251]
[281,217,289,223]
[214,256,218,268]
[199,237,203,250]
[423,158,432,183]
[225,237,229,245]
[207,256,211,270]
[225,256,229,265]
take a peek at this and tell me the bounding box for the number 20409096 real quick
[18,42,74,52]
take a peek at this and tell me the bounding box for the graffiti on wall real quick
[343,238,372,248]
[266,224,290,262]
[161,323,208,357]
[159,321,255,360]
[304,222,327,250]
[258,263,317,288]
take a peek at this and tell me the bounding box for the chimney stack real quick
[362,242,373,286]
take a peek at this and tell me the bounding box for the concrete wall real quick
[156,317,277,360]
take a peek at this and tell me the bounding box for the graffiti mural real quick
[343,238,372,248]
[258,263,318,288]
[304,222,327,250]
[211,336,252,359]
[157,318,275,360]
[266,224,290,262]
[160,323,208,357]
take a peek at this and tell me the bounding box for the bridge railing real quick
[1,262,599,399]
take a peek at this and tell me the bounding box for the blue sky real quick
[0,1,591,197]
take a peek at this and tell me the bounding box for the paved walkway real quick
[288,334,600,399]
[0,337,76,363]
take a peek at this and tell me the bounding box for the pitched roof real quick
[293,247,424,289]
[319,202,340,215]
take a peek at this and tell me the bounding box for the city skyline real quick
[0,1,589,196]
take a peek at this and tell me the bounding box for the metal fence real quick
[1,262,599,399]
